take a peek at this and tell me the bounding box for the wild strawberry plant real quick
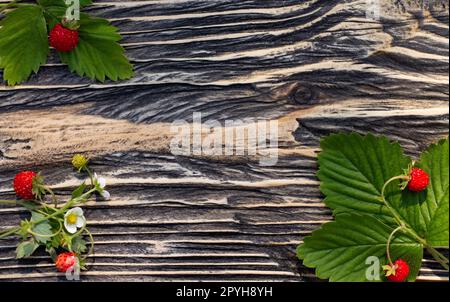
[0,0,133,85]
[297,133,449,282]
[0,154,109,275]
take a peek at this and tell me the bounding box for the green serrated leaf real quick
[401,138,449,247]
[317,133,410,224]
[30,212,53,244]
[72,182,87,199]
[72,235,87,254]
[297,213,423,282]
[59,13,133,82]
[16,240,39,259]
[0,5,49,85]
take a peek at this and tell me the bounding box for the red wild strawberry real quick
[49,24,79,52]
[383,259,410,282]
[55,252,78,272]
[13,171,37,200]
[408,167,430,192]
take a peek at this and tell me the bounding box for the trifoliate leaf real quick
[401,138,449,247]
[297,213,423,282]
[0,5,49,85]
[16,240,39,259]
[59,13,134,82]
[317,133,410,224]
[30,212,53,244]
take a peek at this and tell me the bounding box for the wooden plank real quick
[0,0,448,281]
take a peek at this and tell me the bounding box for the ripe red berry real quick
[408,168,430,192]
[49,24,79,52]
[384,259,410,282]
[55,252,78,272]
[13,171,36,200]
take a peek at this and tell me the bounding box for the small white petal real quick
[101,190,110,200]
[64,222,77,234]
[76,216,86,228]
[94,173,98,179]
[72,207,83,216]
[98,177,106,189]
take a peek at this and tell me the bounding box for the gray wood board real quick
[0,0,448,281]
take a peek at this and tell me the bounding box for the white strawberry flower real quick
[64,207,86,234]
[93,173,110,200]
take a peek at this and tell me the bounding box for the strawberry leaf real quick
[16,240,40,259]
[0,5,49,86]
[30,212,53,244]
[58,13,134,82]
[317,133,410,224]
[401,138,449,247]
[297,213,423,282]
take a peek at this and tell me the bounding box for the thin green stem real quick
[82,227,95,261]
[427,247,449,270]
[381,175,409,198]
[0,200,21,205]
[44,187,58,208]
[70,225,86,238]
[32,188,96,226]
[380,175,409,227]
[433,249,449,263]
[85,167,96,188]
[386,226,404,266]
[27,221,62,238]
[0,226,20,239]
[381,174,449,271]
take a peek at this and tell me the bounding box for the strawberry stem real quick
[81,227,95,262]
[0,226,21,239]
[381,175,410,199]
[27,221,62,239]
[426,247,449,270]
[0,199,21,204]
[43,186,58,208]
[386,226,404,266]
[380,175,409,226]
[31,188,96,226]
[381,174,450,271]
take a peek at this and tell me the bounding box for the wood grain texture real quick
[0,0,449,281]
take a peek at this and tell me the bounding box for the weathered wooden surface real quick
[0,0,449,281]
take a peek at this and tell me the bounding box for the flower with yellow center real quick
[64,207,86,234]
